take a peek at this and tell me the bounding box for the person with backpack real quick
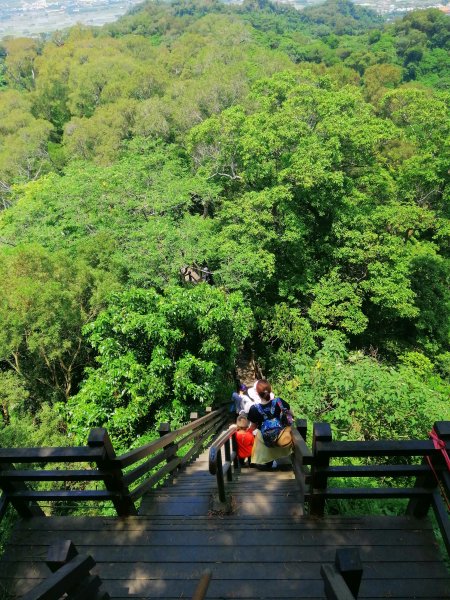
[247,379,293,468]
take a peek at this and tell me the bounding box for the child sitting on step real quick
[235,415,254,467]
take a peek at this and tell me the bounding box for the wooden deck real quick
[1,451,449,599]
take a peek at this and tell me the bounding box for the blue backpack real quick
[256,399,289,447]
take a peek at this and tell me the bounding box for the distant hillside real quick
[299,0,383,34]
[0,0,448,461]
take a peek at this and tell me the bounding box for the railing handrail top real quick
[0,447,105,463]
[315,439,448,457]
[115,406,226,468]
[208,424,237,475]
[210,425,237,452]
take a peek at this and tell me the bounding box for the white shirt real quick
[247,382,275,404]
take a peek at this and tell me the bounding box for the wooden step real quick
[2,452,449,600]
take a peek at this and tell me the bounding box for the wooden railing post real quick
[158,422,171,437]
[335,548,363,598]
[215,448,226,503]
[309,422,332,518]
[321,548,363,600]
[190,412,199,444]
[158,422,176,466]
[0,463,44,518]
[224,439,233,482]
[46,540,78,573]
[406,421,448,518]
[291,420,312,504]
[87,428,137,517]
[434,421,450,491]
[24,539,110,600]
[296,418,307,441]
[232,431,239,470]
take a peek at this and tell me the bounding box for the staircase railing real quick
[321,548,363,600]
[22,540,110,600]
[208,424,239,503]
[209,418,312,504]
[291,418,313,503]
[0,405,228,519]
[306,420,450,558]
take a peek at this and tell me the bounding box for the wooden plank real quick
[0,447,104,463]
[115,410,226,468]
[21,554,95,600]
[64,574,101,600]
[2,544,442,563]
[130,456,182,500]
[87,428,137,518]
[321,564,354,600]
[432,489,450,557]
[12,528,439,548]
[3,436,449,600]
[323,465,432,477]
[320,487,432,499]
[0,470,105,482]
[316,440,447,458]
[0,462,45,518]
[9,490,117,501]
[292,428,314,463]
[122,445,177,486]
[441,470,450,496]
[13,515,435,531]
[179,436,211,468]
[3,561,449,581]
[0,493,8,521]
[15,576,450,599]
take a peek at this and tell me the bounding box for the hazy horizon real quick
[0,0,146,38]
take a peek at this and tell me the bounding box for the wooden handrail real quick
[0,469,108,482]
[291,419,312,503]
[315,439,449,458]
[432,490,450,557]
[209,425,237,475]
[129,408,229,501]
[8,490,119,501]
[0,493,8,521]
[209,424,238,503]
[0,447,105,462]
[115,409,225,468]
[307,420,450,559]
[0,406,229,520]
[319,464,437,477]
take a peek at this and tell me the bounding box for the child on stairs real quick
[235,415,254,467]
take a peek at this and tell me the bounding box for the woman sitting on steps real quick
[247,379,293,469]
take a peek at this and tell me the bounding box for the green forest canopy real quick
[0,0,448,452]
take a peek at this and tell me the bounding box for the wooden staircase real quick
[2,448,450,599]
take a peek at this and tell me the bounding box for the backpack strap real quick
[255,403,268,420]
[256,400,278,419]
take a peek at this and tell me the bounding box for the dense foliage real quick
[0,0,448,453]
